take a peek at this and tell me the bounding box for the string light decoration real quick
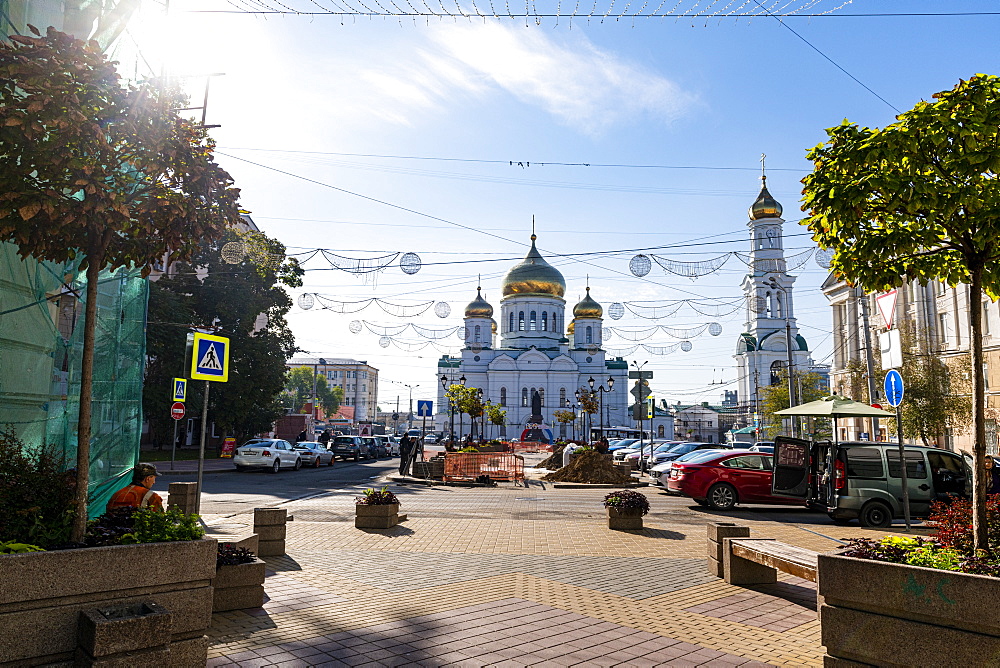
[629,254,652,277]
[652,253,731,279]
[434,302,452,318]
[601,323,720,341]
[349,320,363,333]
[680,340,693,352]
[379,336,391,348]
[607,302,625,320]
[399,252,422,275]
[295,294,436,316]
[602,327,613,341]
[816,248,835,269]
[221,241,245,264]
[708,322,724,337]
[587,344,599,355]
[297,293,315,310]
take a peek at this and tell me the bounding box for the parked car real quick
[233,438,302,473]
[294,441,335,467]
[607,439,640,452]
[668,450,805,510]
[385,435,401,456]
[750,441,775,454]
[652,448,730,487]
[771,437,971,527]
[330,435,368,461]
[361,436,383,458]
[645,442,728,468]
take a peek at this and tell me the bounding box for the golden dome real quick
[491,319,497,334]
[501,234,566,299]
[573,287,603,319]
[464,287,493,318]
[749,177,783,220]
[567,321,575,335]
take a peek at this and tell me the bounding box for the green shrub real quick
[120,507,205,544]
[603,490,650,515]
[0,427,75,548]
[355,487,400,506]
[0,540,45,554]
[217,543,257,568]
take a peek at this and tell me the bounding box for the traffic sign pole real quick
[885,370,910,532]
[197,381,210,513]
[171,417,178,471]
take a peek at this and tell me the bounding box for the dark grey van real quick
[771,437,970,527]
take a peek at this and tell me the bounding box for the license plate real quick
[243,450,257,456]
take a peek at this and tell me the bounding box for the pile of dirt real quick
[537,445,566,470]
[542,449,633,484]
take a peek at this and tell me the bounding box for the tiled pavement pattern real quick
[205,480,906,667]
[246,570,348,617]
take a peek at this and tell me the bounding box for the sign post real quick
[884,369,909,531]
[190,332,231,513]
[170,379,187,471]
[416,400,433,473]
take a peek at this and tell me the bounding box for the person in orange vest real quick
[106,463,164,512]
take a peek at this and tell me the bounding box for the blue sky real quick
[127,1,998,410]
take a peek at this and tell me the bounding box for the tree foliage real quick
[801,74,1000,550]
[552,409,577,424]
[759,371,831,439]
[281,367,343,416]
[445,385,484,419]
[144,229,301,446]
[484,401,507,427]
[0,28,242,541]
[577,389,599,415]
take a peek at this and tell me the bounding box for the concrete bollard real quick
[167,482,198,515]
[253,507,287,556]
[706,522,750,578]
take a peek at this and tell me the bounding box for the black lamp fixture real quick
[460,375,467,385]
[440,374,448,388]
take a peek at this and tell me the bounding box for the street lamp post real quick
[588,375,615,444]
[631,360,649,468]
[477,388,485,442]
[404,383,419,431]
[440,373,465,446]
[312,357,327,424]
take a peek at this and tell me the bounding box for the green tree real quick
[279,367,342,416]
[144,229,301,446]
[759,371,831,439]
[445,385,485,438]
[485,401,507,438]
[0,28,242,540]
[801,74,1000,550]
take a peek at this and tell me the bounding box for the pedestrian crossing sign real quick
[190,332,230,382]
[172,378,187,402]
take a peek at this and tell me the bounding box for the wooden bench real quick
[707,522,819,585]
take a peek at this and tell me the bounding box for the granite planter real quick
[607,507,644,530]
[213,558,267,612]
[355,503,400,529]
[0,537,216,666]
[818,550,1000,667]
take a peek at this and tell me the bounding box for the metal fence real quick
[443,452,525,483]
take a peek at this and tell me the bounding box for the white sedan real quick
[234,438,302,473]
[294,442,336,467]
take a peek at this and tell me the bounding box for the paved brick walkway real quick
[203,480,901,667]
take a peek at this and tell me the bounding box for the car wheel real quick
[327,455,335,466]
[314,456,321,468]
[706,483,738,511]
[354,453,359,462]
[270,458,281,473]
[859,501,892,528]
[293,458,302,471]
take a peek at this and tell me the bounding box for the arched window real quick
[775,292,784,319]
[765,291,773,318]
[658,425,665,437]
[500,387,507,406]
[559,387,566,406]
[509,312,515,332]
[518,311,525,331]
[530,311,537,331]
[539,388,545,406]
[474,325,481,342]
[521,388,528,407]
[770,360,784,385]
[542,312,548,331]
[586,326,593,344]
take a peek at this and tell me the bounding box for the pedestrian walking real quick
[296,429,307,443]
[106,463,164,512]
[319,429,332,447]
[398,434,412,475]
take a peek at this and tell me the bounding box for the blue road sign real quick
[172,378,187,402]
[190,332,230,382]
[417,400,433,417]
[884,369,904,408]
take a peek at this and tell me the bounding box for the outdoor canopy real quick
[774,395,894,418]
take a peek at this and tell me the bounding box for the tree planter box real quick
[0,538,216,666]
[607,508,643,530]
[212,558,267,612]
[818,550,1000,667]
[355,503,400,529]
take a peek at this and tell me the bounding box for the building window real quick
[521,388,528,407]
[542,312,548,331]
[938,281,948,296]
[518,312,525,331]
[985,363,991,391]
[530,311,537,331]
[509,312,515,332]
[658,425,665,437]
[539,388,544,406]
[500,387,507,406]
[770,360,784,385]
[586,326,593,344]
[985,302,991,336]
[474,325,481,342]
[559,387,566,406]
[939,313,949,346]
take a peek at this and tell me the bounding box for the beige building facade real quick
[286,357,379,423]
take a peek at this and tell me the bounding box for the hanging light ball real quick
[297,293,315,310]
[708,322,723,337]
[680,340,693,352]
[608,302,625,320]
[221,241,246,264]
[434,301,451,318]
[470,342,483,354]
[400,252,422,275]
[815,248,835,269]
[630,254,652,277]
[349,320,362,334]
[457,326,469,341]
[750,295,768,314]
[587,344,599,355]
[379,336,391,348]
[602,327,613,341]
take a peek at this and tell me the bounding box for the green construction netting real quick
[0,242,148,518]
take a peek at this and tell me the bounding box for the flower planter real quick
[212,558,267,612]
[0,537,216,666]
[355,503,400,529]
[607,507,644,530]
[818,550,1000,666]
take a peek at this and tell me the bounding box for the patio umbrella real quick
[774,395,894,446]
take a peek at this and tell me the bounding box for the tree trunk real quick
[70,251,103,543]
[970,266,989,553]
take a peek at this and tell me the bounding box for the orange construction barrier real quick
[443,453,525,483]
[510,441,551,453]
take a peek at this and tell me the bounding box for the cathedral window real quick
[765,291,772,318]
[542,312,548,331]
[474,325,481,342]
[509,312,514,332]
[559,387,566,406]
[521,388,528,407]
[539,388,544,406]
[775,292,783,319]
[770,361,784,385]
[518,312,525,331]
[586,326,593,344]
[500,387,507,406]
[530,311,537,331]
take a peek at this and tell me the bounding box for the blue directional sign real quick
[172,378,187,402]
[884,369,904,408]
[416,400,433,417]
[190,332,230,382]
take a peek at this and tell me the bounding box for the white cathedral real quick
[733,176,827,412]
[435,233,629,439]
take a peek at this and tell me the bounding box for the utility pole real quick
[785,320,797,437]
[859,289,880,440]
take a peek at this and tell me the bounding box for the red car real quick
[667,450,805,510]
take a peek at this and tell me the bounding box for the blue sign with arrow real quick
[416,400,433,417]
[884,369,904,407]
